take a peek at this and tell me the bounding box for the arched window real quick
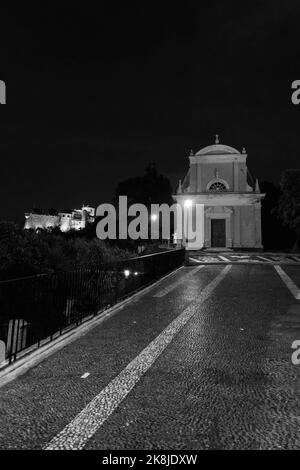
[208,181,227,192]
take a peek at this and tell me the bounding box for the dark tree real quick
[113,163,174,244]
[260,181,294,250]
[114,162,173,207]
[277,170,300,252]
[0,221,133,281]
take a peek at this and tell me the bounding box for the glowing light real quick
[124,269,130,278]
[134,271,138,276]
[184,199,193,208]
[151,214,158,221]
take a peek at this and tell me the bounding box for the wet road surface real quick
[0,264,300,449]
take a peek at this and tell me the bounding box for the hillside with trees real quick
[0,221,133,281]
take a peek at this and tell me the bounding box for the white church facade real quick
[173,137,265,251]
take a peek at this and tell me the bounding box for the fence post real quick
[0,340,5,365]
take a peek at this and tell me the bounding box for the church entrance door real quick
[211,219,226,247]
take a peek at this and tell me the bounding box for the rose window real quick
[208,181,227,192]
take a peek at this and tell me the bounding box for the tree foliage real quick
[277,170,300,229]
[0,222,133,281]
[114,162,173,207]
[277,170,300,250]
[260,181,294,250]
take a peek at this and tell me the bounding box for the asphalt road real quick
[0,263,300,450]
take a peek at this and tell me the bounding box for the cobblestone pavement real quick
[188,252,300,265]
[0,264,300,449]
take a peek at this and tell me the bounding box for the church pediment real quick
[195,144,241,156]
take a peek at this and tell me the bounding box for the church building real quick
[173,136,265,250]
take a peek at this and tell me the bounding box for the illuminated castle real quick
[24,205,95,232]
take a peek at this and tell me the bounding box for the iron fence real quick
[0,248,185,366]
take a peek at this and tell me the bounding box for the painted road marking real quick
[44,265,232,450]
[270,256,286,262]
[257,255,272,262]
[219,255,230,262]
[81,373,90,379]
[153,265,205,298]
[189,257,201,263]
[189,255,300,264]
[194,257,221,263]
[274,265,300,300]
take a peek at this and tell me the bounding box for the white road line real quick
[219,255,230,262]
[290,256,300,262]
[274,265,300,300]
[189,257,201,263]
[257,255,272,262]
[44,265,232,450]
[269,256,283,262]
[153,265,205,298]
[81,373,90,379]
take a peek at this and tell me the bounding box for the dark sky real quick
[0,2,300,221]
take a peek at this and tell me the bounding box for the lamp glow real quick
[184,199,193,208]
[124,269,130,278]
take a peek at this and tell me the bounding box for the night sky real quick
[1,2,300,222]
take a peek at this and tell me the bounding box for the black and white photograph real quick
[1,1,300,456]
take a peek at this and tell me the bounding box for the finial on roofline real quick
[255,179,260,193]
[215,134,219,144]
[242,147,246,154]
[189,149,194,156]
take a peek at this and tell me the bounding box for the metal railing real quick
[0,248,185,366]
